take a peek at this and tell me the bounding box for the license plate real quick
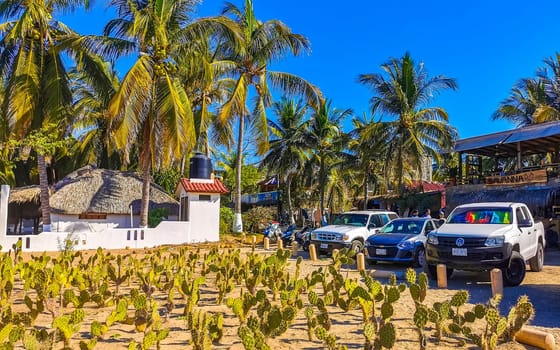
[375,248,387,255]
[452,248,467,256]
[320,243,328,249]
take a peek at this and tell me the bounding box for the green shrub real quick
[220,207,234,236]
[148,208,169,228]
[244,207,277,233]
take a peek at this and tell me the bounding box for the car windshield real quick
[380,220,423,234]
[447,208,512,224]
[332,214,369,227]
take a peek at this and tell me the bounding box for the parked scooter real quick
[262,221,282,243]
[280,224,298,247]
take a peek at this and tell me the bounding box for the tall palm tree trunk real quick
[139,127,152,228]
[286,175,295,224]
[233,115,244,233]
[363,175,369,210]
[319,156,326,214]
[38,154,51,232]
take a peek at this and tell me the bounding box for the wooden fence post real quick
[263,237,270,250]
[437,264,447,289]
[309,244,317,261]
[490,268,503,296]
[356,253,365,271]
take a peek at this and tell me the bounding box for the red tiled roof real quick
[409,180,446,192]
[179,178,229,194]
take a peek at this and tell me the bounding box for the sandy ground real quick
[15,243,560,349]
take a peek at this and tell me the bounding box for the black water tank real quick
[189,153,213,179]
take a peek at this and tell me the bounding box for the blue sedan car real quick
[364,217,440,267]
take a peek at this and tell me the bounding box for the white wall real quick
[188,193,220,242]
[51,213,179,232]
[0,221,201,252]
[0,185,215,253]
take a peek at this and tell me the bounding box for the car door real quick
[520,206,538,259]
[516,206,534,260]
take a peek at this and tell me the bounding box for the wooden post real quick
[263,237,270,250]
[278,239,283,250]
[251,235,256,247]
[490,268,503,296]
[515,327,556,350]
[437,264,447,289]
[356,253,365,271]
[291,242,298,257]
[309,244,317,261]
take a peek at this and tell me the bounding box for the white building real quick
[0,167,228,252]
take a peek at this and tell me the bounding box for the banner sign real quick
[485,169,547,186]
[240,191,279,204]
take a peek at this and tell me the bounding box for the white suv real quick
[310,210,399,255]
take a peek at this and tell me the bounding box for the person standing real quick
[410,209,419,217]
[423,209,432,218]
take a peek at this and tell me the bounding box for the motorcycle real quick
[280,224,298,247]
[262,221,282,242]
[294,226,312,251]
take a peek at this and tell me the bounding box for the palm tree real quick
[492,78,551,126]
[306,99,353,213]
[70,58,122,170]
[0,0,95,231]
[358,52,458,195]
[177,34,237,158]
[494,53,560,126]
[102,0,238,227]
[217,0,321,232]
[349,114,390,209]
[261,97,309,224]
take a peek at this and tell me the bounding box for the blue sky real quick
[60,0,560,139]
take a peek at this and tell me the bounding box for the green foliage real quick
[148,208,169,228]
[220,207,235,236]
[222,164,264,197]
[244,207,277,233]
[152,167,182,195]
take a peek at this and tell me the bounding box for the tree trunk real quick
[319,155,326,213]
[233,115,244,233]
[139,127,152,228]
[286,175,295,224]
[363,175,369,210]
[38,154,51,232]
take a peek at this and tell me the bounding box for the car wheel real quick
[424,263,453,280]
[413,247,425,268]
[529,242,544,272]
[502,251,526,286]
[351,240,364,255]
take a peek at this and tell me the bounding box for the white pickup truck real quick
[310,210,399,255]
[425,202,545,286]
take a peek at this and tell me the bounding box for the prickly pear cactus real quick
[503,295,534,341]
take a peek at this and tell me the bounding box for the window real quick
[79,213,107,220]
[199,194,211,201]
[425,221,434,234]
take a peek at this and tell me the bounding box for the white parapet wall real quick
[0,221,204,252]
[0,185,220,253]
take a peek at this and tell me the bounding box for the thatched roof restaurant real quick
[50,166,179,216]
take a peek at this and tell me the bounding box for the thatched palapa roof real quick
[50,166,179,215]
[9,186,41,204]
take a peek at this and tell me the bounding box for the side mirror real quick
[518,219,533,228]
